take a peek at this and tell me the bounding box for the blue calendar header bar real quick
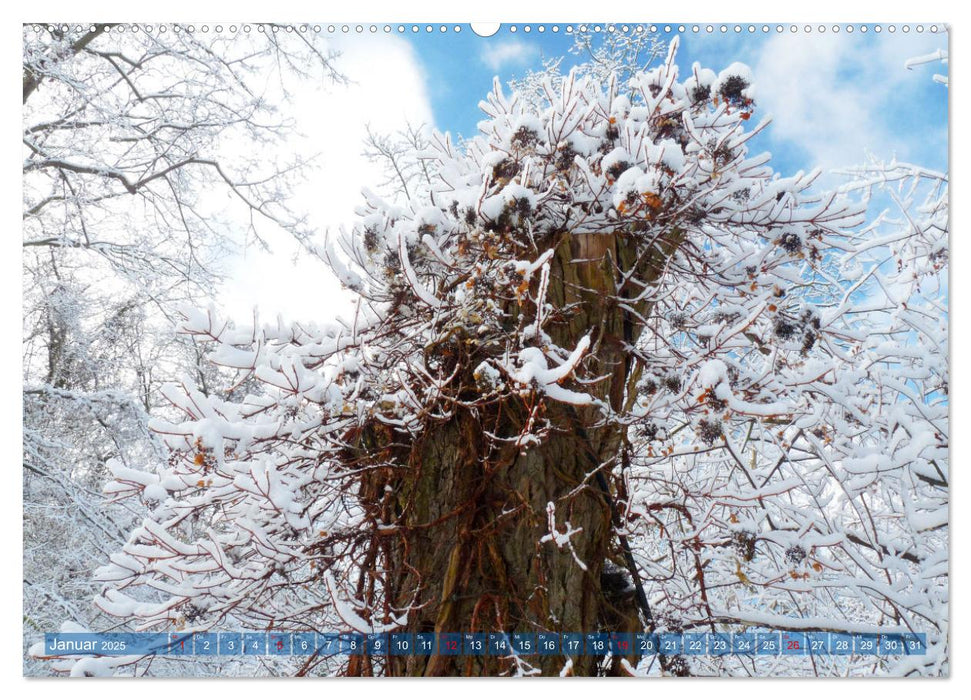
[43,631,927,658]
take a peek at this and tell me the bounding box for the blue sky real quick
[402,24,948,181]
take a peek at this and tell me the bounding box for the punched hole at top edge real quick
[470,23,501,37]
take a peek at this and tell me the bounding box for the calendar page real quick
[22,20,948,679]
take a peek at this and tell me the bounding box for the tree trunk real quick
[358,228,682,676]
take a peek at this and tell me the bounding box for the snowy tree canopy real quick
[22,23,344,677]
[77,36,947,677]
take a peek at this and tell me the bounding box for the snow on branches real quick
[91,38,945,677]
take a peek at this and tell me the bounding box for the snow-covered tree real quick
[23,23,342,675]
[78,36,947,678]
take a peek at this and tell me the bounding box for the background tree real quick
[22,23,343,675]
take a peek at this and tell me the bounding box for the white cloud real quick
[217,35,434,324]
[752,32,944,177]
[480,39,538,72]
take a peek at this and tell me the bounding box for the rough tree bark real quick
[355,226,683,676]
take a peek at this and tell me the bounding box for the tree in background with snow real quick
[23,23,343,676]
